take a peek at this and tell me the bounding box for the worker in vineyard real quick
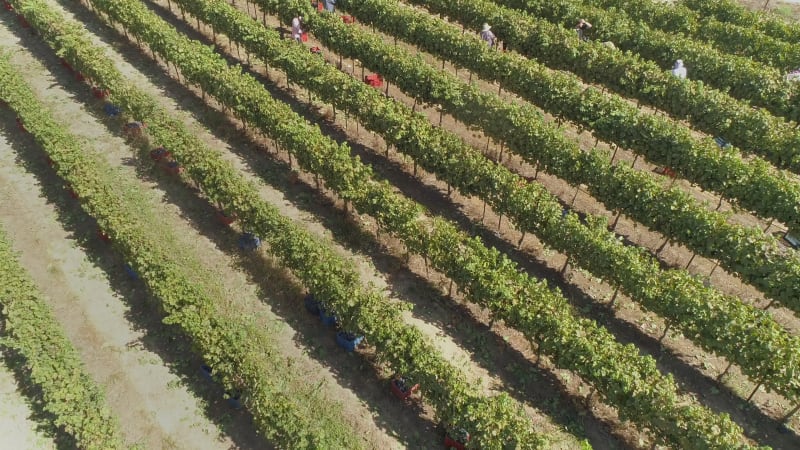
[291,16,303,43]
[480,23,497,48]
[787,67,800,82]
[575,19,592,41]
[323,0,335,12]
[124,121,145,137]
[671,59,687,79]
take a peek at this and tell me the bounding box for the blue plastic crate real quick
[713,136,729,148]
[319,307,338,327]
[304,294,321,315]
[238,232,261,251]
[123,264,139,281]
[104,102,121,117]
[336,331,364,352]
[199,364,213,381]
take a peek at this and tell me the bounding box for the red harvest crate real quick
[341,15,355,24]
[92,86,110,99]
[364,74,383,87]
[60,57,74,73]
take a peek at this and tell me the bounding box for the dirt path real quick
[735,0,800,20]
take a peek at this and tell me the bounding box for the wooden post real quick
[746,381,763,402]
[611,211,621,231]
[684,252,696,270]
[608,287,619,307]
[763,217,775,233]
[584,387,595,408]
[708,260,720,277]
[717,361,733,381]
[659,322,671,343]
[781,402,800,422]
[656,236,669,255]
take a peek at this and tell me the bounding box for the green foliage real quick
[489,0,800,122]
[0,54,127,450]
[188,0,800,412]
[583,0,800,70]
[5,2,366,448]
[681,0,800,46]
[311,0,800,317]
[393,0,800,222]
[71,0,762,446]
[10,0,547,447]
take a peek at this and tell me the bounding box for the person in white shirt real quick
[671,59,687,79]
[291,16,303,43]
[575,19,592,41]
[480,23,496,48]
[787,68,800,82]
